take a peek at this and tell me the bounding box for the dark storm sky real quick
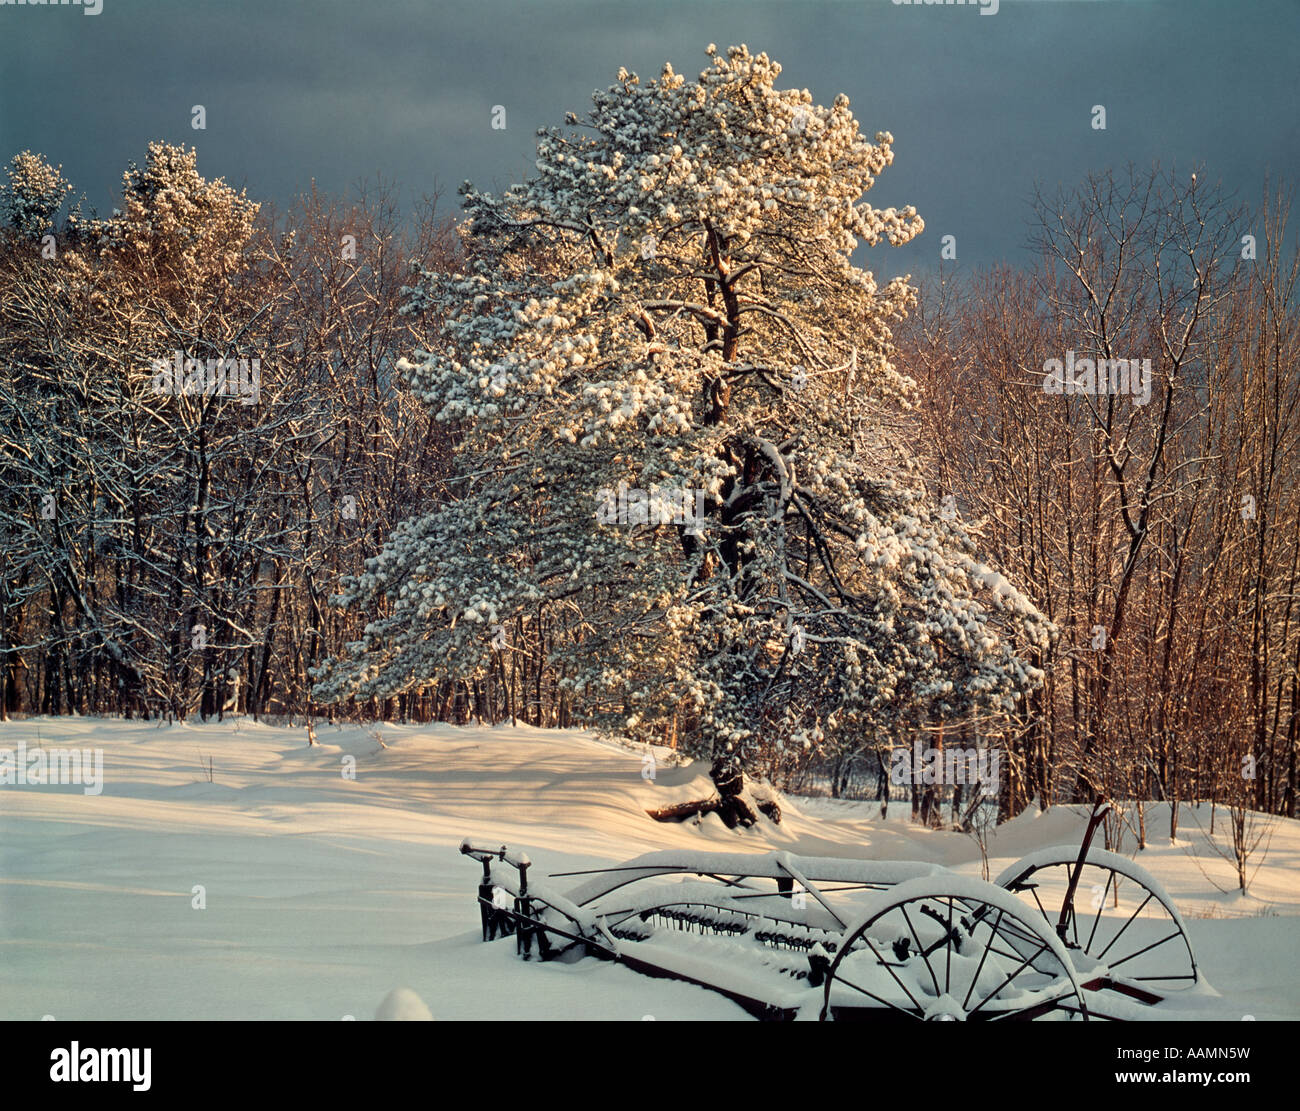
[1,0,1297,276]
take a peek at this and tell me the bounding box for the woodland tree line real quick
[1,144,1295,825]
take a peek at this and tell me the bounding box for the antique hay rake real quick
[460,803,1201,1020]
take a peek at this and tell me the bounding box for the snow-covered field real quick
[1,717,1296,1020]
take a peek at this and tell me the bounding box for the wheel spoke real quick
[830,971,925,1019]
[945,898,954,994]
[961,907,1004,1010]
[900,905,941,997]
[1106,929,1184,971]
[984,982,1074,1021]
[1095,892,1153,961]
[995,917,1048,946]
[858,933,927,1013]
[966,941,1051,1018]
[982,943,1035,963]
[1085,868,1116,952]
[980,914,1051,961]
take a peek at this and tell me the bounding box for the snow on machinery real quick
[460,803,1206,1020]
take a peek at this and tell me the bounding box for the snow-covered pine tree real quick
[312,44,1055,820]
[0,152,73,241]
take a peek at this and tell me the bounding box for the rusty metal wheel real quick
[821,877,1088,1021]
[996,848,1198,996]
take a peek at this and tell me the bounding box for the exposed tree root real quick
[647,756,782,827]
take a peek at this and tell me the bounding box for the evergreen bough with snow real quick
[313,45,1054,822]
